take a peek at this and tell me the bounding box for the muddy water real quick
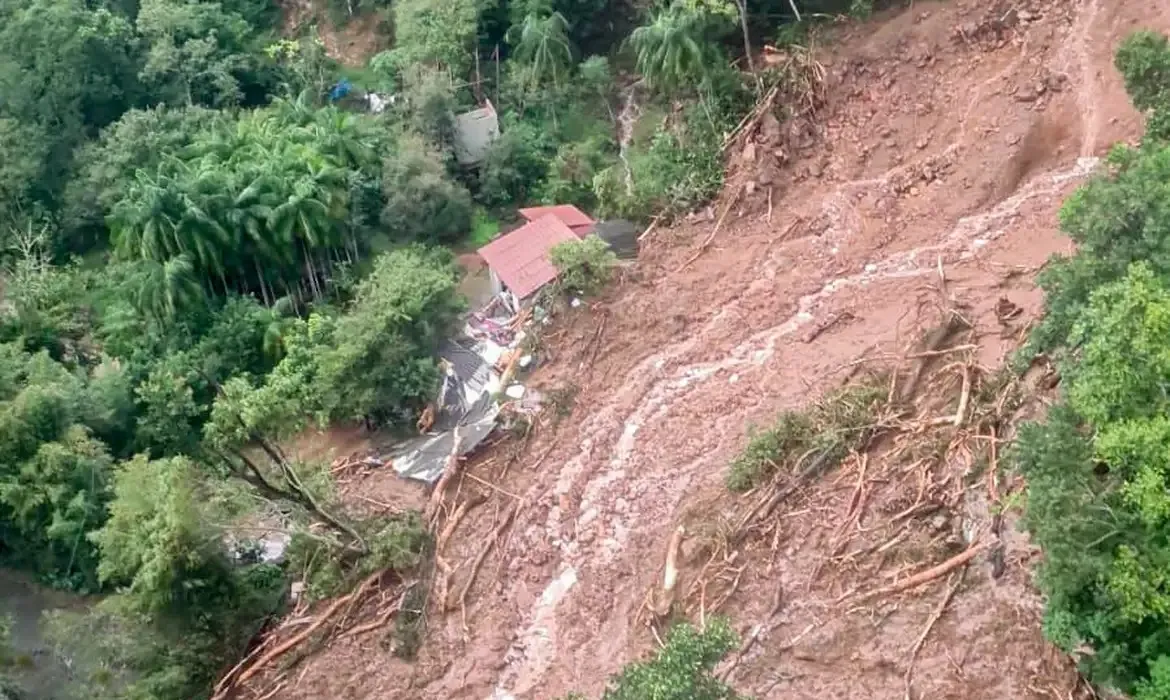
[0,570,90,699]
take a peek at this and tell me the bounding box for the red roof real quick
[518,205,595,236]
[478,215,579,299]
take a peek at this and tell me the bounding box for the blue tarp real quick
[328,79,352,102]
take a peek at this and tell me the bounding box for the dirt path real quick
[276,1,1170,699]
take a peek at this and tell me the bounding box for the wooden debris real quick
[416,404,436,434]
[675,187,742,273]
[221,570,382,694]
[339,585,413,640]
[803,311,857,344]
[457,503,519,619]
[425,427,463,527]
[843,541,986,605]
[904,571,965,699]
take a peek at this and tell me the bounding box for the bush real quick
[550,235,618,295]
[598,619,744,700]
[1014,30,1170,699]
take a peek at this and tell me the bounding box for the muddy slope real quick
[275,1,1170,699]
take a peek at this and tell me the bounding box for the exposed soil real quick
[252,1,1170,698]
[280,0,387,66]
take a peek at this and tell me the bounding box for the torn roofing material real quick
[477,214,579,299]
[390,410,499,484]
[392,337,501,484]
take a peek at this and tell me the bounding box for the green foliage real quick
[1116,31,1170,113]
[380,135,474,245]
[1026,141,1170,356]
[550,235,618,295]
[0,0,142,207]
[62,106,224,253]
[59,456,284,700]
[108,102,383,305]
[387,0,479,76]
[287,512,428,600]
[626,2,733,95]
[726,379,886,492]
[135,0,266,108]
[849,0,874,19]
[509,11,575,93]
[1017,31,1170,698]
[477,119,558,208]
[598,619,745,700]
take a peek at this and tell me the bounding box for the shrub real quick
[1014,30,1170,699]
[550,235,618,295]
[599,619,744,700]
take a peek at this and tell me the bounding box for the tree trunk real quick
[251,436,368,552]
[736,0,756,76]
[254,258,272,306]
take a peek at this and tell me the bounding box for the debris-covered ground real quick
[241,0,1170,698]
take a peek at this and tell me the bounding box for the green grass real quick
[466,209,501,248]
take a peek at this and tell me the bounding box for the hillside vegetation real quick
[1014,30,1170,700]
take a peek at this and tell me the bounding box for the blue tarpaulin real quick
[328,79,352,102]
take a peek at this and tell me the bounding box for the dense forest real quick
[0,0,875,696]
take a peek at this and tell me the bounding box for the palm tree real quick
[626,5,723,94]
[508,11,575,92]
[136,254,204,321]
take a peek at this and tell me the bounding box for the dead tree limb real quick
[844,542,985,605]
[904,571,965,698]
[227,571,381,691]
[457,503,518,617]
[426,427,463,526]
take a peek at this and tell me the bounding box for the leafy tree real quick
[380,135,474,244]
[508,11,575,93]
[135,0,266,108]
[108,104,383,304]
[0,0,142,205]
[1016,31,1170,699]
[388,0,479,76]
[1116,31,1170,113]
[478,124,553,207]
[86,454,285,700]
[626,1,733,95]
[61,106,223,253]
[318,245,463,423]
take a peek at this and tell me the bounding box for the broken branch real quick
[842,541,986,605]
[425,427,463,526]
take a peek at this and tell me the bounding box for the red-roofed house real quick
[477,214,579,300]
[517,204,596,237]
